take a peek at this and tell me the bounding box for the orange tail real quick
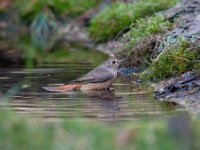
[43,84,81,92]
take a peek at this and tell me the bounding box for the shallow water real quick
[0,63,185,122]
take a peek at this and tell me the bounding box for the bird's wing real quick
[72,67,114,83]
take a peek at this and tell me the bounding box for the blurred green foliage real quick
[30,12,58,50]
[88,0,179,42]
[40,47,108,64]
[0,111,199,150]
[14,0,101,23]
[1,0,106,65]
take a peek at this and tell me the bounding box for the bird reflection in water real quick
[82,89,122,121]
[55,89,122,121]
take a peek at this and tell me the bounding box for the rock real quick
[155,72,200,113]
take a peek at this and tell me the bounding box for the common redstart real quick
[43,58,125,92]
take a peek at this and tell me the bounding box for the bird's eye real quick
[112,60,116,64]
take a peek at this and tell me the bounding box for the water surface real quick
[0,63,185,122]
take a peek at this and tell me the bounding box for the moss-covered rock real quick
[144,39,200,80]
[116,14,172,69]
[129,15,171,46]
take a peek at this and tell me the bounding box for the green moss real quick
[144,40,200,80]
[116,15,172,67]
[129,15,171,45]
[88,0,179,42]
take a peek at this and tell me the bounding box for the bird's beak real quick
[120,59,126,64]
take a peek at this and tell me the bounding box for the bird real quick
[43,57,125,92]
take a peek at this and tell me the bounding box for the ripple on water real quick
[0,64,184,122]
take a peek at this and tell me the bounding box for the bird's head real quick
[105,58,126,70]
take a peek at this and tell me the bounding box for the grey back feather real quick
[72,58,120,84]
